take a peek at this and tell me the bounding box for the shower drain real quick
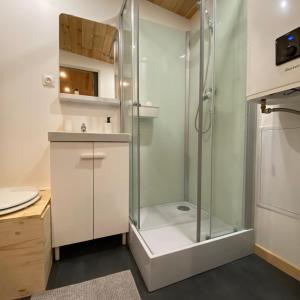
[177,205,190,212]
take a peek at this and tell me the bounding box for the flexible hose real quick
[270,108,300,115]
[261,100,300,115]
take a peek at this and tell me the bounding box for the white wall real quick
[0,0,123,189]
[0,0,191,189]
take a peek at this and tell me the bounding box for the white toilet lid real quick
[0,194,41,216]
[0,187,39,210]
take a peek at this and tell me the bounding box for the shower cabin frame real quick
[119,0,255,291]
[119,0,141,229]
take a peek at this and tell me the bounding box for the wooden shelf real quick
[60,93,120,106]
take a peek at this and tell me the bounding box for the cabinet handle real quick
[80,153,106,160]
[80,153,94,160]
[94,152,106,160]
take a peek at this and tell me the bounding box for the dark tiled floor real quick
[27,235,300,299]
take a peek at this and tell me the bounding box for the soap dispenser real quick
[104,117,112,133]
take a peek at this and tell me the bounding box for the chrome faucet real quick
[81,123,87,133]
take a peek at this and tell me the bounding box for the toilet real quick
[0,186,40,215]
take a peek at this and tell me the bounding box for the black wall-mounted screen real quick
[276,27,300,66]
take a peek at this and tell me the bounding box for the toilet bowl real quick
[0,187,40,215]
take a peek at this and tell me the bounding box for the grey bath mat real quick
[31,270,141,300]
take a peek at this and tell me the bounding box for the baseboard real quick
[254,244,300,282]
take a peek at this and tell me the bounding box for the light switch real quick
[42,74,55,88]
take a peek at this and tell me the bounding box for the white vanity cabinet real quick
[93,143,129,239]
[50,142,94,248]
[49,133,130,258]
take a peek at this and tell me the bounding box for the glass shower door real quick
[210,0,247,237]
[121,0,249,252]
[119,0,140,227]
[191,0,215,242]
[198,0,248,240]
[137,18,198,253]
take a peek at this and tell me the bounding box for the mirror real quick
[59,13,119,101]
[60,66,99,96]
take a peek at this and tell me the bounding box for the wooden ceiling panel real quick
[82,19,95,50]
[59,14,117,64]
[148,0,198,19]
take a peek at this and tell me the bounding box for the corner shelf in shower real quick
[59,93,120,106]
[132,105,159,118]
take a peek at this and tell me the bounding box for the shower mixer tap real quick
[203,88,213,101]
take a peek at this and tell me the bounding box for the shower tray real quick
[129,224,254,291]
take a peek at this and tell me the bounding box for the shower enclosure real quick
[119,0,255,291]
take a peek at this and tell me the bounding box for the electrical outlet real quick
[42,74,55,88]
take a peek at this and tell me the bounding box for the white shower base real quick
[139,202,234,254]
[129,202,254,291]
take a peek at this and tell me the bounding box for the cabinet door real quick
[93,142,129,239]
[50,142,94,247]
